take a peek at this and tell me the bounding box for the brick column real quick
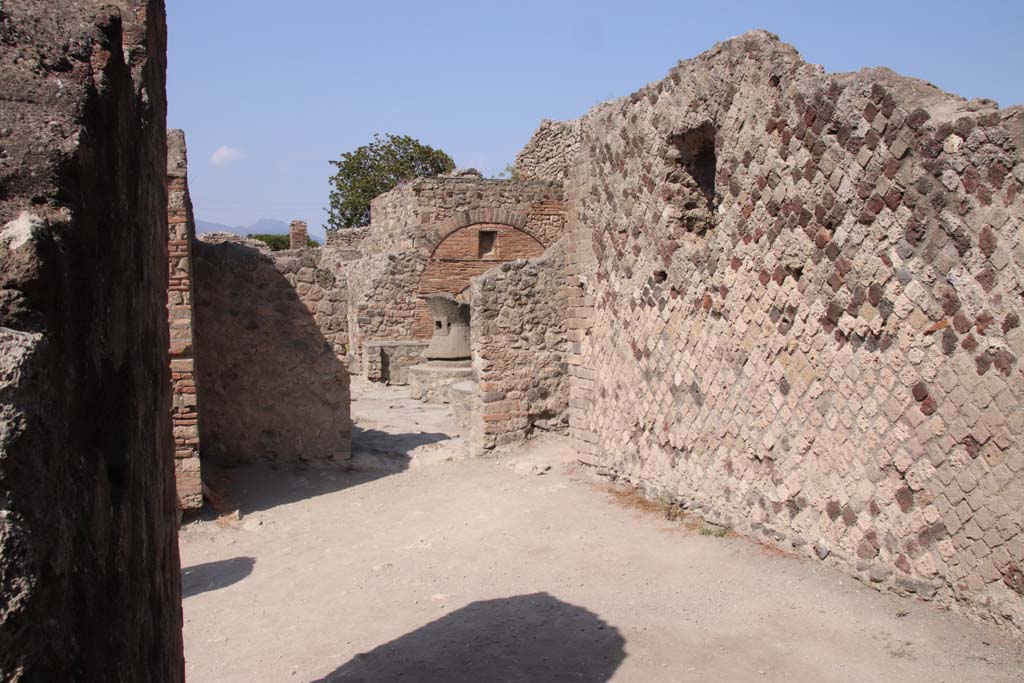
[289,219,308,250]
[167,129,202,511]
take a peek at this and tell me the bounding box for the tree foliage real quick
[248,233,320,251]
[326,133,455,231]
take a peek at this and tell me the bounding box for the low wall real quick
[363,340,428,385]
[194,236,351,464]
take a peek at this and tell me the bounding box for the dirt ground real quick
[179,379,1023,682]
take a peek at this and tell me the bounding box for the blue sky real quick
[168,1,1024,239]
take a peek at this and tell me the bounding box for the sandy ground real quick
[180,379,1023,682]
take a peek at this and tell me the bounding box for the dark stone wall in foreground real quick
[0,1,184,680]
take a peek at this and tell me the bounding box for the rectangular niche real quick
[478,229,497,258]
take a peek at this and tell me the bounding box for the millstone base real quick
[408,362,474,404]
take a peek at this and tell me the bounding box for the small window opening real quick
[478,230,497,258]
[435,320,443,330]
[669,123,717,235]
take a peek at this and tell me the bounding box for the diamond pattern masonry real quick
[554,31,1024,633]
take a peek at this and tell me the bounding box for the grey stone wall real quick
[279,246,349,361]
[515,119,583,182]
[563,30,1024,633]
[194,235,351,464]
[344,250,425,366]
[470,240,570,453]
[328,175,568,378]
[363,340,428,385]
[0,1,185,680]
[328,176,567,257]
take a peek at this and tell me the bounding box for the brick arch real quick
[412,222,546,338]
[421,208,538,255]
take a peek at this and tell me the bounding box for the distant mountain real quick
[196,218,290,236]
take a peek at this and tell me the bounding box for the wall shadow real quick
[193,240,350,467]
[350,425,451,471]
[194,424,453,516]
[181,557,255,599]
[312,592,626,683]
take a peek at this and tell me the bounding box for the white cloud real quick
[210,145,245,167]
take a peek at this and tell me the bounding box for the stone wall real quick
[328,175,568,377]
[167,129,202,511]
[194,235,351,464]
[281,245,350,362]
[0,1,185,679]
[332,176,566,257]
[412,221,547,338]
[470,240,570,453]
[515,119,584,182]
[363,340,428,384]
[344,250,425,366]
[564,31,1024,632]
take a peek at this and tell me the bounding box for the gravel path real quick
[180,379,1023,682]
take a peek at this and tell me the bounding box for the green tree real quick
[326,133,455,231]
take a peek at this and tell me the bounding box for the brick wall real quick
[469,240,570,453]
[167,129,202,511]
[563,31,1024,633]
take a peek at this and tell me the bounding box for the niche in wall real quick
[478,229,497,258]
[669,123,717,235]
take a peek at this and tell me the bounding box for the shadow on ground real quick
[312,592,626,683]
[181,557,256,599]
[196,427,451,517]
[348,424,451,470]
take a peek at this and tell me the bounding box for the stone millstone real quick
[424,293,471,360]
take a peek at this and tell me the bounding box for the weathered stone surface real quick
[194,235,351,464]
[424,293,471,360]
[327,175,565,373]
[167,129,203,511]
[556,30,1024,634]
[0,1,185,679]
[407,362,474,404]
[289,219,309,250]
[515,119,584,182]
[469,240,570,453]
[362,340,428,385]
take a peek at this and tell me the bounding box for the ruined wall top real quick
[325,174,566,255]
[514,119,584,182]
[168,128,188,178]
[289,219,309,250]
[520,30,1020,192]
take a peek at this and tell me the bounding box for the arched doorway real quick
[412,222,545,338]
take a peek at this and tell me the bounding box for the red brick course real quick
[167,134,202,511]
